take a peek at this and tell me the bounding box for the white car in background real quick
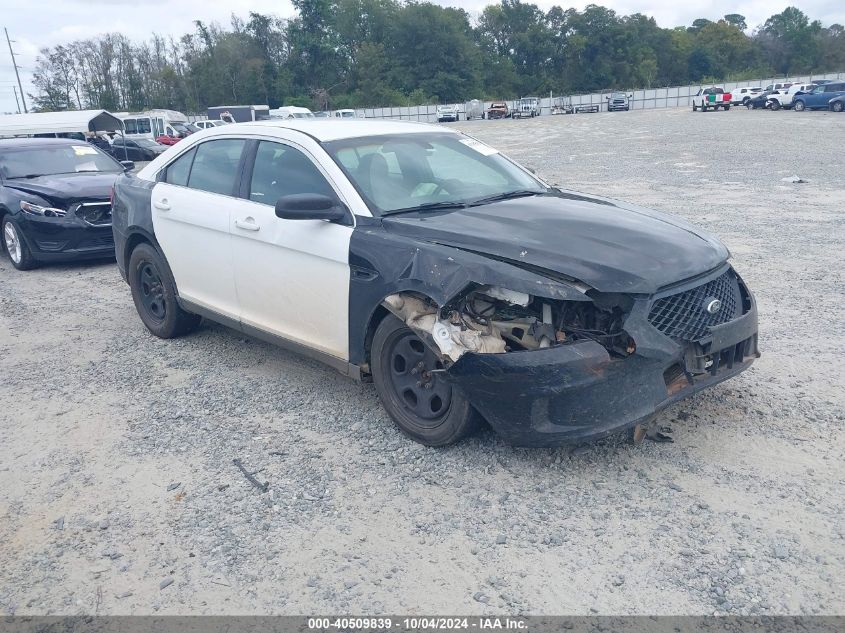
[334,109,357,119]
[193,120,227,130]
[767,83,816,110]
[730,86,762,105]
[270,106,315,119]
[436,105,459,122]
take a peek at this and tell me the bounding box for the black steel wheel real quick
[128,243,200,338]
[137,261,167,324]
[371,315,481,446]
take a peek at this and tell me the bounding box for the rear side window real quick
[124,119,137,134]
[829,83,845,92]
[165,147,196,186]
[187,140,246,196]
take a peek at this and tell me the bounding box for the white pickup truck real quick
[691,86,732,111]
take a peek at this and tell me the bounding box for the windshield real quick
[325,133,547,217]
[0,145,121,178]
[611,92,626,98]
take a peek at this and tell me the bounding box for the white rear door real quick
[150,138,247,319]
[228,138,354,360]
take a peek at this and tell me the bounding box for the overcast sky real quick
[2,0,844,113]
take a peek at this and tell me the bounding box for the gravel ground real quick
[1,107,843,616]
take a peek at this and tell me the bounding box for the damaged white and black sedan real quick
[111,120,759,447]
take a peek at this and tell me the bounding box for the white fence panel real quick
[356,70,844,120]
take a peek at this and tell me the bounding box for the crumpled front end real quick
[384,263,759,447]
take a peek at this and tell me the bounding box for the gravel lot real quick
[1,107,843,616]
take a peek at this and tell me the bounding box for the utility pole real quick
[5,27,27,113]
[13,85,21,113]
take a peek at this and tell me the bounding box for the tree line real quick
[28,2,845,113]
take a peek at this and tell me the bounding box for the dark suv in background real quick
[0,138,130,270]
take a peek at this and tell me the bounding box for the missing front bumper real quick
[446,306,759,447]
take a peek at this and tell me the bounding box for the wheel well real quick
[361,305,391,373]
[124,232,153,272]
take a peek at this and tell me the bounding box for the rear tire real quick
[371,315,481,446]
[724,104,731,110]
[128,243,201,338]
[2,217,37,271]
[832,101,844,113]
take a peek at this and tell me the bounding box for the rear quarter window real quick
[165,147,196,186]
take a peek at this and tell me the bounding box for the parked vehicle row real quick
[743,80,845,112]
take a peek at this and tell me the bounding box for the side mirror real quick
[628,94,633,98]
[275,194,350,225]
[120,161,135,171]
[605,96,609,99]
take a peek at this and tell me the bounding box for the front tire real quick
[2,217,37,270]
[128,243,200,338]
[769,100,780,111]
[794,100,806,112]
[371,315,480,446]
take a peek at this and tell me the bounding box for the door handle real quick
[235,218,260,232]
[153,199,171,211]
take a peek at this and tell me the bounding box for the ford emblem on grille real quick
[705,298,722,314]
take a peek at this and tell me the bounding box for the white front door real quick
[150,138,247,319]
[228,139,353,360]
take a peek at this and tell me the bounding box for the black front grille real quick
[648,269,741,341]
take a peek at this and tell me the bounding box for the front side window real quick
[123,119,137,134]
[249,141,335,204]
[187,139,246,196]
[325,133,546,216]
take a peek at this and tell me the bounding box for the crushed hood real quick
[4,172,119,205]
[381,190,729,294]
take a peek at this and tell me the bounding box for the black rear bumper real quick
[447,296,759,447]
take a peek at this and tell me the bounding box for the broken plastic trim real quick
[383,286,632,364]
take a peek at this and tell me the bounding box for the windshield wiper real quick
[468,189,546,207]
[8,174,45,179]
[382,200,470,216]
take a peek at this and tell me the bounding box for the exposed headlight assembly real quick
[20,201,67,217]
